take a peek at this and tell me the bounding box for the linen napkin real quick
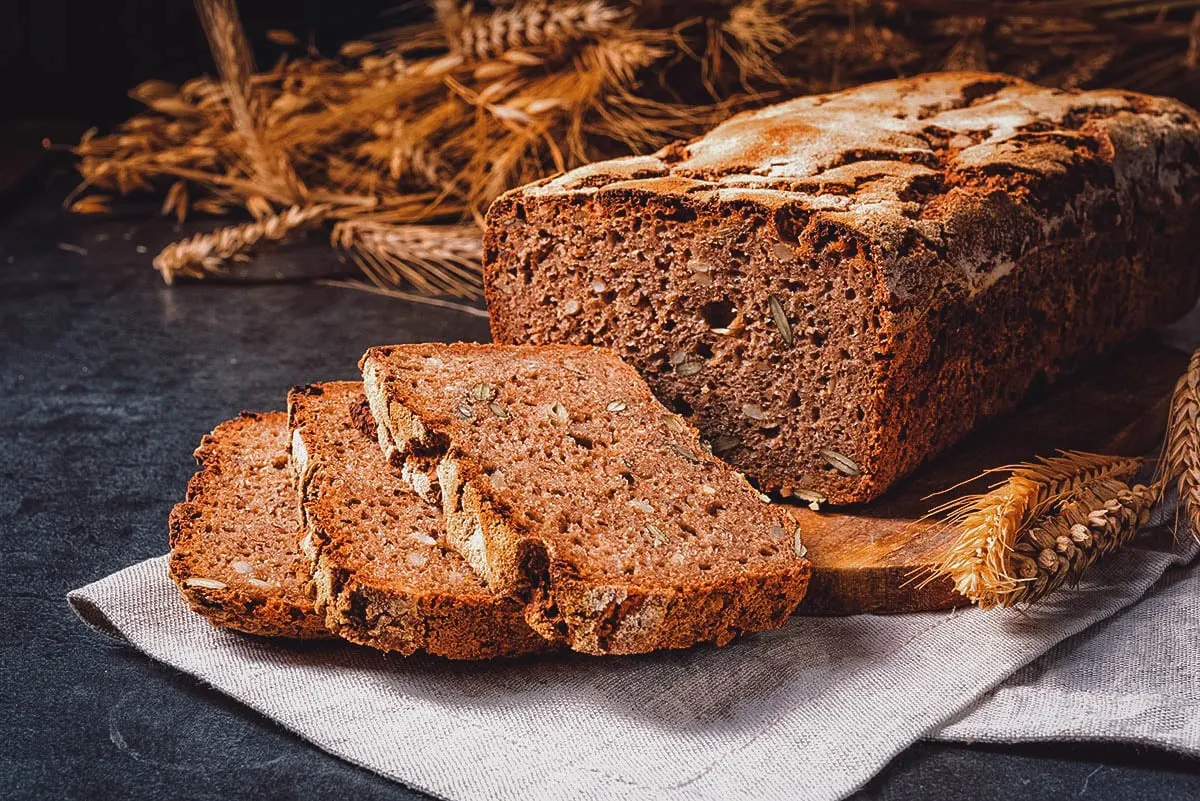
[69,525,1197,801]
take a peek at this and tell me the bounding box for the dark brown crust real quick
[360,343,812,656]
[288,382,553,659]
[482,72,1200,504]
[167,412,330,639]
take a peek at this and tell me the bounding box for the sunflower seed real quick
[591,279,607,293]
[700,484,717,496]
[470,382,496,401]
[184,577,227,590]
[457,404,476,421]
[547,401,569,424]
[606,400,627,413]
[627,499,654,513]
[647,524,671,546]
[409,532,438,546]
[769,294,794,347]
[668,443,701,464]
[710,434,741,454]
[793,488,827,511]
[819,448,861,476]
[772,241,796,262]
[488,401,510,420]
[563,299,581,315]
[675,361,703,377]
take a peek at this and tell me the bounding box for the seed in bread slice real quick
[360,343,812,655]
[168,412,330,639]
[288,381,552,659]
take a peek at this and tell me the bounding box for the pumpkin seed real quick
[769,294,794,347]
[819,448,861,476]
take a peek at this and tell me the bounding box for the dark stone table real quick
[4,172,1199,800]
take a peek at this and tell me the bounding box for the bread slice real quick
[287,381,551,659]
[168,412,330,639]
[360,343,812,655]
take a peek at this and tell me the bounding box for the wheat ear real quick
[453,1,623,62]
[154,204,329,283]
[330,220,483,298]
[932,452,1145,608]
[1000,478,1155,607]
[1160,347,1200,536]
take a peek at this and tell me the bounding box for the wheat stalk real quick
[154,204,330,283]
[194,0,303,204]
[1160,347,1200,536]
[932,452,1145,608]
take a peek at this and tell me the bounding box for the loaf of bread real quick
[360,343,811,655]
[288,381,551,659]
[168,412,329,639]
[483,72,1200,504]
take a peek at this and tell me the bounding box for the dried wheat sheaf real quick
[931,452,1151,608]
[934,349,1200,609]
[68,0,1200,298]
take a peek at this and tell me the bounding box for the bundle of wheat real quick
[68,0,1200,298]
[935,347,1200,609]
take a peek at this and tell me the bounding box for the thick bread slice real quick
[288,381,551,659]
[360,343,812,655]
[168,412,329,639]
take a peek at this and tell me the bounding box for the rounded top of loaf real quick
[495,71,1200,301]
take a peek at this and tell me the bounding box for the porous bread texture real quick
[483,71,1200,505]
[288,381,551,659]
[360,343,811,656]
[168,412,330,639]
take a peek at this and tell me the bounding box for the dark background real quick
[2,2,1199,799]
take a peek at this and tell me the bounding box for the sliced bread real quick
[168,412,329,639]
[288,381,551,659]
[360,343,812,655]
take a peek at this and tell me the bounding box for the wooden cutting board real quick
[794,339,1186,615]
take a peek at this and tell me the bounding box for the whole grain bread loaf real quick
[483,72,1200,504]
[168,412,329,639]
[360,343,811,655]
[288,381,551,659]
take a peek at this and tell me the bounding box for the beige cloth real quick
[69,526,1197,801]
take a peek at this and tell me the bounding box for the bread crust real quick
[360,344,812,656]
[167,412,330,639]
[288,382,552,659]
[483,72,1200,504]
